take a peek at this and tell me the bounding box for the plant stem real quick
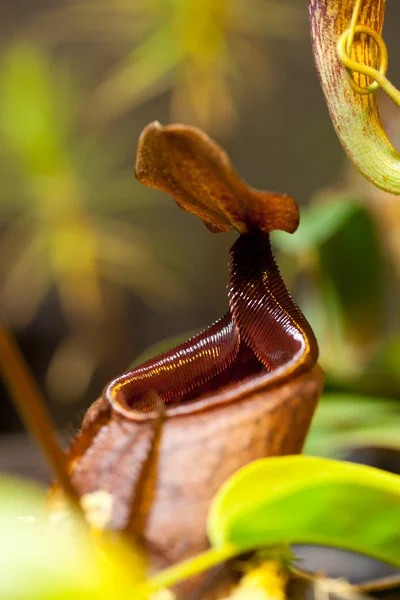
[140,544,239,594]
[0,321,80,505]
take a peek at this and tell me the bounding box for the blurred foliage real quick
[273,196,388,385]
[0,0,399,467]
[0,43,185,403]
[271,101,400,460]
[305,393,400,458]
[0,476,155,599]
[272,146,400,457]
[36,0,305,133]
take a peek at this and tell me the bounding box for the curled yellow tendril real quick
[337,0,400,107]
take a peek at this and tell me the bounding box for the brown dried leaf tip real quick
[135,121,299,234]
[66,122,322,574]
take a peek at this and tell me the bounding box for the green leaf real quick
[305,393,400,456]
[272,197,359,254]
[318,204,384,341]
[208,455,400,568]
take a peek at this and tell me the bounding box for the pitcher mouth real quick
[105,231,317,422]
[106,338,266,420]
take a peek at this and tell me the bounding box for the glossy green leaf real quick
[208,456,400,568]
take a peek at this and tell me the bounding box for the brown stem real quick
[0,321,80,505]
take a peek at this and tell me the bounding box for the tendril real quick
[337,0,400,107]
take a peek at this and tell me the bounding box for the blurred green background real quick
[1,0,400,479]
